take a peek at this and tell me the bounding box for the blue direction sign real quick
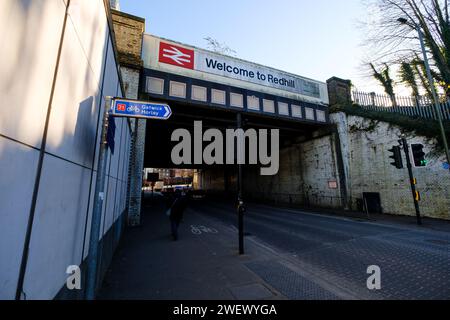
[112,99,172,120]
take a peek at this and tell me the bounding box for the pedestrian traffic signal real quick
[411,144,427,167]
[388,146,403,169]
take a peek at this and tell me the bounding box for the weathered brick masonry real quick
[241,132,343,209]
[111,10,146,226]
[332,112,450,220]
[202,98,449,220]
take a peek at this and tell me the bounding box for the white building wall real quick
[0,0,131,299]
[0,0,67,148]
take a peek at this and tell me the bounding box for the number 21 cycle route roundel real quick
[112,98,172,120]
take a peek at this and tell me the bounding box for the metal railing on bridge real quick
[352,91,450,121]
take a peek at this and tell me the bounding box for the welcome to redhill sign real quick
[143,34,329,105]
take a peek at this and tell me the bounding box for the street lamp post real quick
[398,18,450,170]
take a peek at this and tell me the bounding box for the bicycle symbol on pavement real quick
[191,225,219,235]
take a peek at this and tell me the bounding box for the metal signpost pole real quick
[85,97,111,300]
[402,138,422,225]
[237,113,245,255]
[84,98,171,299]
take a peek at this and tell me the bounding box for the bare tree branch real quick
[361,0,450,95]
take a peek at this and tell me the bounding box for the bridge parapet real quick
[327,77,352,107]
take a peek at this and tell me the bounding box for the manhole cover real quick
[426,239,450,245]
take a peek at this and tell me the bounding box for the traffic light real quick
[411,144,427,167]
[388,146,403,169]
[415,190,421,202]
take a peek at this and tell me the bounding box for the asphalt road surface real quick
[190,199,450,300]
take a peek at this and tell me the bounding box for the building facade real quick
[0,0,132,299]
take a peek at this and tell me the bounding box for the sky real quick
[119,0,381,93]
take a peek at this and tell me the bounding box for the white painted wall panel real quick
[103,178,117,235]
[0,0,130,299]
[92,97,107,172]
[46,17,103,168]
[0,0,66,147]
[113,181,122,223]
[23,154,91,299]
[67,0,108,87]
[0,138,39,299]
[102,40,120,98]
[93,40,119,171]
[83,171,97,260]
[99,153,112,239]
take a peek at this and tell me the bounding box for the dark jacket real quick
[170,195,188,222]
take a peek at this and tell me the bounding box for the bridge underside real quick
[144,101,329,168]
[143,100,343,210]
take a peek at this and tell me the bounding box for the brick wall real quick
[200,133,343,209]
[200,113,449,220]
[111,10,146,226]
[111,10,144,68]
[332,112,450,220]
[120,67,140,99]
[241,134,342,208]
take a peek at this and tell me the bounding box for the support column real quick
[127,118,146,226]
[110,9,146,226]
[327,77,353,210]
[326,77,352,106]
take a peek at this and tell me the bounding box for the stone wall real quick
[241,134,343,208]
[200,133,343,209]
[200,112,450,220]
[332,112,450,220]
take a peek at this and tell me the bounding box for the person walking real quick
[169,189,188,241]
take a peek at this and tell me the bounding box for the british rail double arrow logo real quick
[159,42,195,70]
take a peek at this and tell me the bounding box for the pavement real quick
[98,193,450,300]
[98,193,288,300]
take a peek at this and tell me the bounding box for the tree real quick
[399,61,420,97]
[399,60,423,105]
[363,0,450,96]
[370,63,398,106]
[204,37,237,56]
